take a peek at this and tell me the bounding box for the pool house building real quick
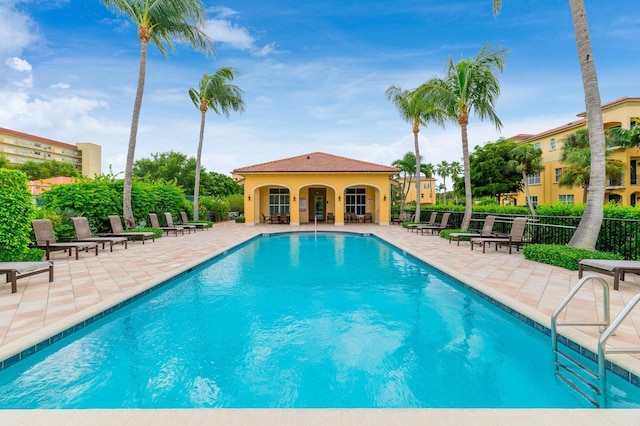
[233,152,399,226]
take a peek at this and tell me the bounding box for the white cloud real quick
[206,18,255,50]
[204,8,281,57]
[50,83,70,89]
[0,2,39,57]
[6,57,32,72]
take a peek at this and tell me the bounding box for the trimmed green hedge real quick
[522,244,623,271]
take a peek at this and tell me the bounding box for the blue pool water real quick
[0,232,638,408]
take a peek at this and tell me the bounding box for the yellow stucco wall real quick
[510,98,640,207]
[242,173,394,226]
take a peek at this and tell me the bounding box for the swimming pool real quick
[0,232,638,408]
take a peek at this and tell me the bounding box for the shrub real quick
[200,196,229,222]
[234,216,246,223]
[522,244,623,271]
[0,169,36,261]
[226,193,244,214]
[38,180,120,232]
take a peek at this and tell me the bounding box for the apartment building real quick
[0,127,101,177]
[506,97,640,207]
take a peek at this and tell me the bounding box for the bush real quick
[234,216,246,223]
[0,169,36,261]
[200,196,229,222]
[226,193,244,214]
[522,244,623,271]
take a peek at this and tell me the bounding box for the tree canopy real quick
[465,138,523,202]
[133,151,242,198]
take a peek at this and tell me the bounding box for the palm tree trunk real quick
[413,119,421,222]
[122,39,149,229]
[193,110,206,221]
[460,123,472,231]
[567,0,605,249]
[523,170,536,215]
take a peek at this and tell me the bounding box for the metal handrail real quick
[598,293,640,408]
[551,276,610,355]
[550,276,609,407]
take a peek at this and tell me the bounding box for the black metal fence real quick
[422,210,640,260]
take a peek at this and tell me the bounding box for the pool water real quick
[0,232,638,408]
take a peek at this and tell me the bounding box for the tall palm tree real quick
[189,68,245,220]
[102,0,213,228]
[419,43,507,230]
[386,86,446,222]
[435,160,450,204]
[508,144,543,215]
[559,129,625,204]
[493,0,605,249]
[392,152,418,214]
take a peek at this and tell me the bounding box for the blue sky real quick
[1,0,639,178]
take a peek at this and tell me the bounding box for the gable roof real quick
[233,152,399,174]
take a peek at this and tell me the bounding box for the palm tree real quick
[608,125,640,147]
[508,144,543,215]
[419,43,507,231]
[559,129,625,204]
[392,152,418,214]
[189,68,245,220]
[493,0,605,249]
[386,86,446,222]
[102,0,213,228]
[435,160,450,204]
[449,161,463,204]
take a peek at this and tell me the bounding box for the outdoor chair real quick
[71,217,127,252]
[0,261,54,294]
[363,212,373,223]
[99,215,155,244]
[262,213,272,224]
[449,215,499,246]
[417,212,450,235]
[470,217,528,254]
[148,213,184,236]
[407,212,437,232]
[578,259,640,291]
[32,219,99,260]
[326,212,335,223]
[165,212,195,233]
[180,211,209,230]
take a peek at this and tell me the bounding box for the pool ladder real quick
[551,276,640,408]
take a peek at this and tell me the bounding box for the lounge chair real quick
[407,212,437,232]
[148,213,184,236]
[417,212,450,235]
[32,219,99,260]
[0,261,54,293]
[98,215,155,244]
[449,215,498,245]
[470,217,528,254]
[165,212,195,233]
[71,217,128,252]
[578,259,640,291]
[180,211,209,230]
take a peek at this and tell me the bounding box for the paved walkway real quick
[1,221,639,424]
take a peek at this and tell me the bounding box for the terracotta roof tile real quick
[233,152,400,174]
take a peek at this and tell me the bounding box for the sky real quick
[1,1,639,180]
